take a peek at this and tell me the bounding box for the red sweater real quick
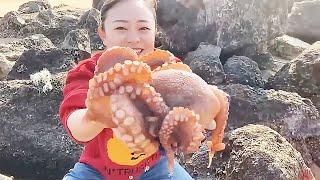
[59,52,162,180]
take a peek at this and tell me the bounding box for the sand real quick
[0,0,92,17]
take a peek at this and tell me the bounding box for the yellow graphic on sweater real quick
[106,137,148,166]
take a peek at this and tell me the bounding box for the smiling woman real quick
[0,0,91,17]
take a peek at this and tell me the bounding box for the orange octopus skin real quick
[93,47,229,173]
[150,65,229,171]
[94,47,170,156]
[139,49,177,70]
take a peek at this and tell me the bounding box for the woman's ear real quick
[98,26,107,45]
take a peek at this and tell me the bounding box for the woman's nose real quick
[127,31,140,44]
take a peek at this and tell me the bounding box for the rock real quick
[0,39,26,62]
[0,73,82,180]
[18,0,52,14]
[287,1,320,43]
[77,8,104,50]
[288,0,304,13]
[6,35,67,80]
[0,7,84,45]
[267,41,320,98]
[251,52,276,71]
[221,84,320,136]
[186,125,311,179]
[219,83,320,176]
[92,0,105,11]
[224,56,265,87]
[157,0,288,55]
[0,11,26,33]
[184,43,225,85]
[0,55,14,80]
[61,29,91,62]
[271,34,311,60]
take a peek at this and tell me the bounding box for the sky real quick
[0,0,92,17]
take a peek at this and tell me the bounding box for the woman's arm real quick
[67,108,107,142]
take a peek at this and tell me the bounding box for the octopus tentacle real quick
[117,83,170,137]
[110,92,159,156]
[95,46,138,74]
[153,62,192,73]
[159,107,205,173]
[93,60,152,96]
[139,49,176,70]
[207,85,230,168]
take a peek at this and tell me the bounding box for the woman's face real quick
[98,0,156,56]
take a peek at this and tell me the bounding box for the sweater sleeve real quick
[59,56,98,144]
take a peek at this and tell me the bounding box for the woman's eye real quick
[115,27,127,30]
[140,27,150,30]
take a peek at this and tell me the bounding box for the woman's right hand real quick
[84,73,117,128]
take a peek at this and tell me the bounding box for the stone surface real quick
[185,125,310,179]
[0,5,84,46]
[6,35,68,80]
[157,0,288,56]
[224,56,265,87]
[61,29,91,62]
[18,0,52,14]
[0,73,82,180]
[271,34,311,60]
[267,41,320,98]
[0,55,14,80]
[219,83,320,176]
[77,8,103,50]
[184,42,225,85]
[287,1,320,43]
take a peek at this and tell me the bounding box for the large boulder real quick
[0,55,14,80]
[0,3,84,46]
[157,0,288,56]
[219,83,320,176]
[17,0,51,14]
[267,41,320,98]
[224,56,265,87]
[77,8,104,50]
[61,29,92,62]
[185,125,312,179]
[183,43,225,85]
[6,34,72,80]
[270,34,311,60]
[0,73,82,180]
[287,1,320,43]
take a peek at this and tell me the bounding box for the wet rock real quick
[18,0,52,14]
[0,73,82,180]
[287,1,320,43]
[77,8,103,50]
[267,41,320,98]
[271,34,311,60]
[6,35,67,80]
[157,0,288,55]
[186,125,310,179]
[224,56,264,87]
[184,43,225,85]
[61,29,91,62]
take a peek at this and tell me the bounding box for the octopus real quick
[89,46,230,173]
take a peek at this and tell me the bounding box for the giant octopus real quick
[88,46,229,173]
